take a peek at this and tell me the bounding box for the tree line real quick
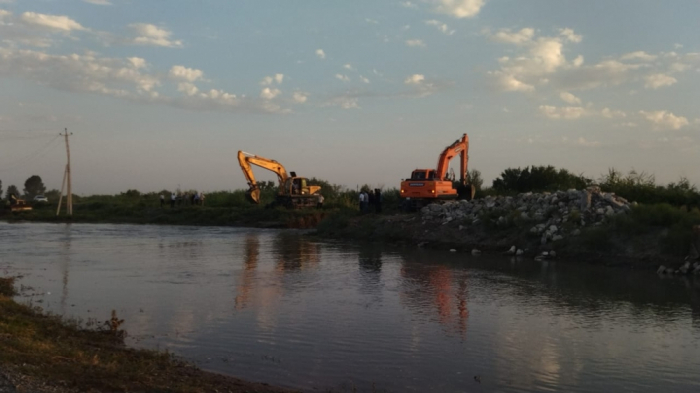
[0,175,47,200]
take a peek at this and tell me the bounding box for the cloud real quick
[404,74,425,84]
[129,23,182,48]
[343,64,355,71]
[260,87,281,100]
[619,51,657,62]
[405,39,426,47]
[489,28,534,45]
[365,18,379,24]
[335,74,350,82]
[0,46,291,114]
[643,73,677,89]
[169,65,204,82]
[559,91,581,105]
[639,110,689,130]
[575,137,600,147]
[559,28,582,43]
[83,0,112,5]
[430,0,485,18]
[292,92,308,104]
[20,12,86,32]
[601,107,626,118]
[323,96,359,109]
[425,20,454,35]
[401,2,419,9]
[359,76,370,84]
[315,49,326,59]
[260,73,284,85]
[539,105,587,120]
[491,71,534,92]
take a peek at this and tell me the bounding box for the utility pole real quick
[57,129,73,216]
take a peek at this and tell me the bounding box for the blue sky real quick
[0,0,698,195]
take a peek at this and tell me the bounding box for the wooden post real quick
[59,129,73,216]
[56,164,67,216]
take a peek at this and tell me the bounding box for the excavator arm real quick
[237,151,289,204]
[435,133,469,185]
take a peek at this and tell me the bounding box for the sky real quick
[0,0,698,195]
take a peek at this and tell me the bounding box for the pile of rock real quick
[421,186,633,245]
[657,259,700,276]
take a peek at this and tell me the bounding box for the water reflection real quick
[273,232,320,272]
[399,253,469,338]
[234,234,259,310]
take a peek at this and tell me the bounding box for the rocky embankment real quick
[419,187,700,273]
[422,186,632,245]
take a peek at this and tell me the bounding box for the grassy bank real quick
[0,276,296,393]
[313,203,700,267]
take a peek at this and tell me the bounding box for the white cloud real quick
[401,2,418,9]
[129,23,182,48]
[169,65,204,82]
[643,73,677,89]
[335,74,350,82]
[127,57,146,69]
[425,20,454,35]
[83,0,112,5]
[539,105,587,120]
[639,110,689,130]
[343,64,355,71]
[490,28,534,45]
[292,92,308,104]
[404,74,425,84]
[559,91,581,105]
[177,82,199,96]
[260,73,284,85]
[0,9,10,19]
[601,107,626,118]
[559,28,582,43]
[315,49,326,59]
[324,96,359,109]
[620,51,657,62]
[20,12,86,32]
[365,18,379,24]
[406,39,426,47]
[575,137,600,147]
[431,0,484,18]
[260,87,281,100]
[491,71,534,92]
[359,76,370,84]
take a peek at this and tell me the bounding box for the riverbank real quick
[0,277,298,393]
[0,203,327,229]
[314,189,700,270]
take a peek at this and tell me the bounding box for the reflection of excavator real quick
[9,194,32,212]
[400,133,475,210]
[238,151,321,209]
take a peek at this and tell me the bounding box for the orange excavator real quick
[238,151,321,209]
[400,133,474,210]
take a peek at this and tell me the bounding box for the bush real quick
[492,165,590,193]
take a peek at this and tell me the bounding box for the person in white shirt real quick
[359,191,365,212]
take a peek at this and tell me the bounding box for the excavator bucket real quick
[245,187,261,204]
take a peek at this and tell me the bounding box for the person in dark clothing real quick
[368,190,376,211]
[375,188,382,213]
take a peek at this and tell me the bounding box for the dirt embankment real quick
[0,277,299,393]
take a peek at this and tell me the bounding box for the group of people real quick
[358,189,382,213]
[160,191,205,208]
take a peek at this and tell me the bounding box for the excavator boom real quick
[237,150,321,208]
[238,151,288,204]
[399,133,473,210]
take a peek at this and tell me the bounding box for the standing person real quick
[170,192,176,208]
[194,192,200,206]
[316,194,324,209]
[200,192,205,206]
[358,191,365,212]
[368,190,375,211]
[160,193,164,207]
[375,188,382,213]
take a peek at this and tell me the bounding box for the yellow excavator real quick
[9,194,32,212]
[238,151,321,209]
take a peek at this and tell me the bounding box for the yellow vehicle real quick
[9,194,32,212]
[238,151,321,209]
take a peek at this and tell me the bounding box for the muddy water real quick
[1,222,700,392]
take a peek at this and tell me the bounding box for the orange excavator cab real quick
[400,134,474,211]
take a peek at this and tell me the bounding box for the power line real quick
[0,135,62,173]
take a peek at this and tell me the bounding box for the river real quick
[1,222,699,392]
